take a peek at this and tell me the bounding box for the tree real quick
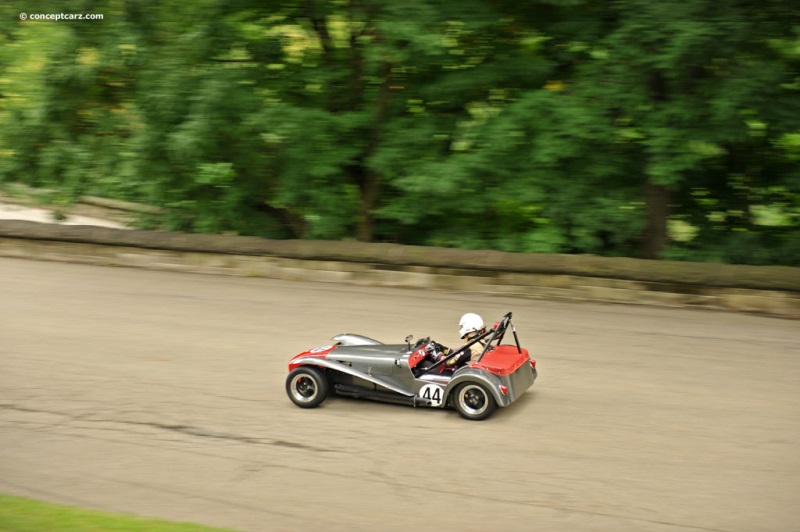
[1,0,797,264]
[520,0,800,259]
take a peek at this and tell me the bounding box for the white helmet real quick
[459,313,484,339]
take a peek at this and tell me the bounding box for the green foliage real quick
[0,0,797,264]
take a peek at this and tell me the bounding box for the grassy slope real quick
[0,494,237,532]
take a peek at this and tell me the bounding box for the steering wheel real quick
[413,337,430,350]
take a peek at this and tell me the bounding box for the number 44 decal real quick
[419,384,444,407]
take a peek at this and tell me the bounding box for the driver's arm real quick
[444,348,470,367]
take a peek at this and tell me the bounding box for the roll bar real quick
[417,312,520,375]
[476,312,522,362]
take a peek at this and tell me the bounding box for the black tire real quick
[286,367,329,408]
[453,382,497,421]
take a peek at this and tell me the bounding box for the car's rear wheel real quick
[286,367,329,408]
[454,382,497,420]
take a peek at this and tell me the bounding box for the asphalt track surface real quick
[1,257,798,532]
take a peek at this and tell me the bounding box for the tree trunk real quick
[641,69,671,260]
[261,204,307,239]
[356,169,379,242]
[642,182,671,259]
[355,58,392,243]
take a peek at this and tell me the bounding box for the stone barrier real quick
[1,220,798,318]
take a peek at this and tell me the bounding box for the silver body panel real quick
[331,333,384,346]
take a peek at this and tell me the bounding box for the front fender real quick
[445,368,511,408]
[290,357,413,397]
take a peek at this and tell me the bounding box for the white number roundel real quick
[419,384,444,407]
[309,345,333,353]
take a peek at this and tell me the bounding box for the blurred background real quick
[0,0,798,265]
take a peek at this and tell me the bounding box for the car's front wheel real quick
[286,367,329,408]
[454,382,497,420]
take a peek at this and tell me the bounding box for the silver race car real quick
[285,313,537,420]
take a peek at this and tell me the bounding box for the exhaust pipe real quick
[334,384,431,407]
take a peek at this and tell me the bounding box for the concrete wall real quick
[1,220,798,318]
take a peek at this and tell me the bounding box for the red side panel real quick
[470,345,530,376]
[407,347,428,370]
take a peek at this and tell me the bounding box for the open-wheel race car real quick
[285,312,537,420]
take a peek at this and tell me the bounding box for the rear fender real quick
[444,368,511,408]
[291,357,413,397]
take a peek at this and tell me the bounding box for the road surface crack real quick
[0,403,336,453]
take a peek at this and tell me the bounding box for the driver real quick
[440,313,487,369]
